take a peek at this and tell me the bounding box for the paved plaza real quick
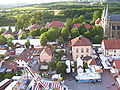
[65,71,119,90]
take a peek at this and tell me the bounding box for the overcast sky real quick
[0,0,73,4]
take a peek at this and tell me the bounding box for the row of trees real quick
[15,11,54,31]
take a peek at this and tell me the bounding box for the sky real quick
[0,0,72,4]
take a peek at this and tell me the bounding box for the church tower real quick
[102,4,110,36]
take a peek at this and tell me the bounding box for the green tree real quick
[78,15,85,23]
[83,31,92,40]
[46,28,58,42]
[25,40,30,48]
[19,33,27,39]
[40,27,47,35]
[65,18,73,30]
[0,28,6,35]
[30,30,36,37]
[56,61,67,74]
[49,60,58,69]
[16,14,31,30]
[7,40,13,47]
[61,28,69,41]
[71,28,79,38]
[0,35,7,45]
[73,18,80,24]
[92,11,101,24]
[78,25,87,35]
[35,28,40,36]
[58,37,64,45]
[40,32,48,46]
[92,35,103,44]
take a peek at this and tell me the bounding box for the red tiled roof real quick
[17,48,33,63]
[95,18,102,25]
[43,47,52,56]
[73,23,92,29]
[4,30,14,36]
[102,39,120,49]
[2,62,18,70]
[45,21,64,29]
[71,35,92,46]
[90,59,96,65]
[29,24,40,30]
[114,60,120,69]
[0,58,3,62]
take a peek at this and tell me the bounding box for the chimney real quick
[79,35,83,39]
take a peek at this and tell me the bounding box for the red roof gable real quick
[95,18,102,25]
[102,39,120,49]
[71,35,92,46]
[43,47,52,56]
[29,24,40,30]
[114,60,120,69]
[73,23,92,29]
[2,62,18,70]
[90,59,96,65]
[17,48,33,63]
[46,21,64,29]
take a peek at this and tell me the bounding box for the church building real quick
[95,5,120,39]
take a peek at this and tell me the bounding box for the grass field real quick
[12,6,48,11]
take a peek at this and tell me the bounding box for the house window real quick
[76,55,78,59]
[117,26,120,30]
[112,26,115,30]
[76,49,79,53]
[81,48,84,53]
[81,55,83,58]
[86,48,89,53]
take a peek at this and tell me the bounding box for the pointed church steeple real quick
[105,4,109,19]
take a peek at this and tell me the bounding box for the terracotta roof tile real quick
[114,60,120,69]
[90,59,96,65]
[95,18,102,25]
[29,24,40,30]
[46,21,64,29]
[71,35,92,46]
[73,23,92,29]
[2,62,18,70]
[42,47,52,56]
[17,48,33,63]
[102,39,120,49]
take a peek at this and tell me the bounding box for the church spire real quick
[105,4,109,19]
[102,6,106,18]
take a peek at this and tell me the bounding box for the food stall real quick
[75,72,101,82]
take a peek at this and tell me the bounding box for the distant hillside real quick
[0,3,28,9]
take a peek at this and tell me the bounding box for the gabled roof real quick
[29,24,40,30]
[95,18,102,25]
[90,59,96,65]
[42,46,52,56]
[73,23,92,29]
[102,39,120,49]
[45,21,64,29]
[71,35,92,46]
[18,29,25,35]
[4,30,13,36]
[17,48,33,63]
[2,62,18,70]
[114,60,120,69]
